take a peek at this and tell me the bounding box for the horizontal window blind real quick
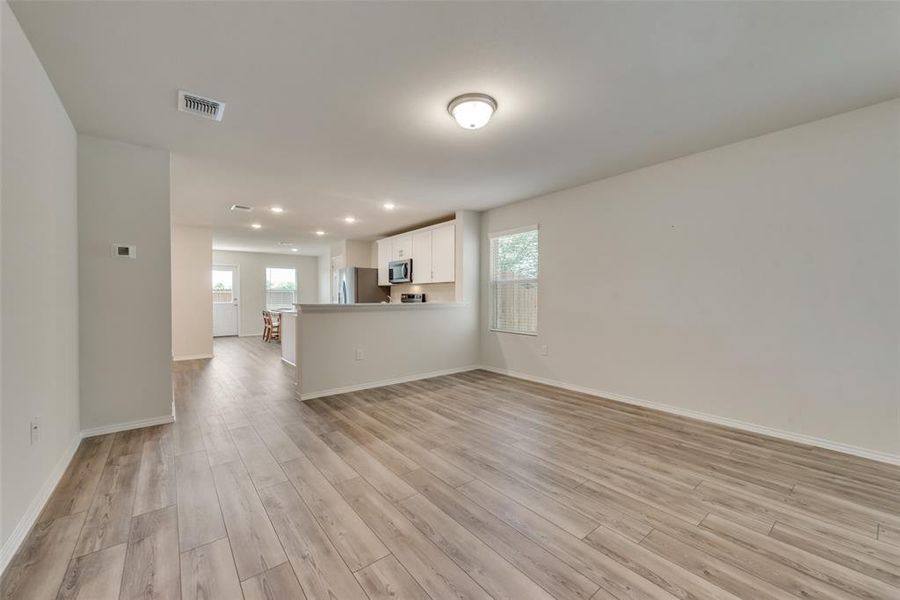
[265,267,297,310]
[265,289,296,310]
[489,227,538,335]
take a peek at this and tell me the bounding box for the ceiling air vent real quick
[230,204,252,212]
[178,90,225,121]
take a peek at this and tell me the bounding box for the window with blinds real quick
[265,267,297,310]
[489,227,538,335]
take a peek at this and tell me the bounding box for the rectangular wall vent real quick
[230,204,252,212]
[178,90,225,121]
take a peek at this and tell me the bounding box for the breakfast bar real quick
[292,302,476,399]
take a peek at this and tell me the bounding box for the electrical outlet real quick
[355,348,365,361]
[540,344,549,356]
[30,417,41,445]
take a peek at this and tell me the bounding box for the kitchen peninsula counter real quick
[291,301,477,399]
[295,302,468,313]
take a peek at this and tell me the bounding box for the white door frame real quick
[213,264,241,337]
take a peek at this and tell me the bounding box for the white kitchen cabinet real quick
[376,220,455,286]
[412,230,433,283]
[392,234,412,261]
[431,223,455,283]
[376,239,391,285]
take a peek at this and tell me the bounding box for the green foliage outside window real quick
[494,229,538,280]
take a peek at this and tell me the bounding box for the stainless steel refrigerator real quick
[336,267,390,304]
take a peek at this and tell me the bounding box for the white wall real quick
[455,210,480,305]
[345,240,372,269]
[481,100,900,459]
[317,254,331,304]
[0,0,79,559]
[172,225,212,359]
[78,135,173,431]
[212,250,319,336]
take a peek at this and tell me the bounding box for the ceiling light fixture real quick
[270,206,284,214]
[448,93,497,129]
[315,230,326,236]
[251,223,262,229]
[383,202,395,210]
[344,216,356,224]
[291,248,299,252]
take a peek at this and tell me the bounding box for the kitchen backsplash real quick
[390,282,456,303]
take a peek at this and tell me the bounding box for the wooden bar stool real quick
[262,310,281,342]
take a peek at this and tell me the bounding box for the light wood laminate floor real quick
[3,336,899,599]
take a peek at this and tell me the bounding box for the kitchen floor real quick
[2,335,898,599]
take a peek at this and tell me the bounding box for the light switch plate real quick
[112,244,136,258]
[30,417,41,445]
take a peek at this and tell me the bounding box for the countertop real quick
[295,302,469,313]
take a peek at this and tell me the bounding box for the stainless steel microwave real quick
[388,259,412,283]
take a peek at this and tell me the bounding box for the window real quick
[265,267,297,310]
[490,226,538,335]
[212,269,234,303]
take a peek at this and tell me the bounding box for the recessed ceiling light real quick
[251,223,262,229]
[344,216,356,224]
[270,206,284,214]
[315,230,326,236]
[383,202,395,210]
[291,248,299,252]
[448,93,497,129]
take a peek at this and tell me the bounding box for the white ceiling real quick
[11,1,900,256]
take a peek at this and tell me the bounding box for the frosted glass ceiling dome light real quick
[448,93,497,129]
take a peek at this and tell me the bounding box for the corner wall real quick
[172,225,213,359]
[317,254,331,304]
[78,135,173,432]
[480,100,900,460]
[0,0,79,564]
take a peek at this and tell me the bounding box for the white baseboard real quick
[0,434,81,575]
[281,357,296,367]
[1,410,178,576]
[299,365,480,400]
[477,365,900,466]
[172,353,213,361]
[80,414,175,439]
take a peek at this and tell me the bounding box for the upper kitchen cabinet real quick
[375,220,456,285]
[430,222,455,283]
[392,234,412,261]
[412,230,433,284]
